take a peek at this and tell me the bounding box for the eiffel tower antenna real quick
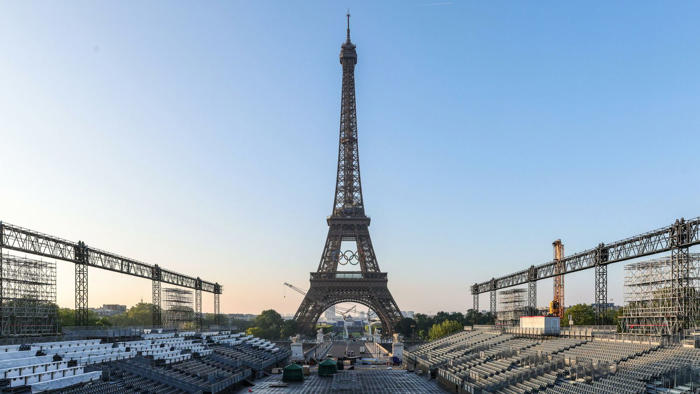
[293,15,402,337]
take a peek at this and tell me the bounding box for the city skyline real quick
[2,1,700,315]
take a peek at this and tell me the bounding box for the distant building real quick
[228,313,257,321]
[324,306,336,321]
[91,304,126,317]
[401,311,414,319]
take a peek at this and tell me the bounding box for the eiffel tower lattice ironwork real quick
[294,14,402,336]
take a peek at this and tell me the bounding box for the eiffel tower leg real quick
[294,289,326,336]
[355,227,380,272]
[294,280,402,337]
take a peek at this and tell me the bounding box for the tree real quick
[414,313,434,339]
[58,308,75,327]
[109,302,153,327]
[428,320,462,340]
[464,309,495,326]
[281,319,298,339]
[394,317,417,338]
[433,311,451,325]
[246,309,283,339]
[562,304,595,327]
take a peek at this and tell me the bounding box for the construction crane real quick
[549,239,565,318]
[336,305,356,320]
[283,282,307,297]
[367,308,380,322]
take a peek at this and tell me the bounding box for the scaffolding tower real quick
[163,287,194,329]
[497,288,527,327]
[0,254,58,336]
[619,254,700,336]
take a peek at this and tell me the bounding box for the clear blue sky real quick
[1,1,699,314]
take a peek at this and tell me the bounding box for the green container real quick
[282,363,304,382]
[318,358,338,377]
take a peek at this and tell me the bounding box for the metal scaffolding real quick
[619,254,700,336]
[497,288,527,327]
[163,287,194,329]
[0,254,58,336]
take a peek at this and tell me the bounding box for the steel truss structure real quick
[619,254,700,336]
[527,281,537,312]
[195,278,202,331]
[0,254,58,336]
[0,221,222,327]
[594,264,608,324]
[497,288,526,327]
[164,287,194,329]
[294,16,402,336]
[472,217,699,330]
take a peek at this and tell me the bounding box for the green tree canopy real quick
[428,319,462,340]
[562,304,596,327]
[281,319,298,339]
[246,309,283,339]
[394,317,417,338]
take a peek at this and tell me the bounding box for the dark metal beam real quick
[195,278,202,331]
[152,265,162,328]
[527,265,537,311]
[74,241,88,326]
[594,265,607,323]
[528,281,537,311]
[671,219,693,332]
[472,217,700,294]
[214,292,220,326]
[0,222,218,293]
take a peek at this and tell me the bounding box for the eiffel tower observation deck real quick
[293,14,403,337]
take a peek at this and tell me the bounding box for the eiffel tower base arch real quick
[294,272,402,337]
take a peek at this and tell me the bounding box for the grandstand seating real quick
[407,328,699,394]
[0,330,289,393]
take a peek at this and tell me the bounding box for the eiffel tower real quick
[294,15,402,336]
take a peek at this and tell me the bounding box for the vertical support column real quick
[528,282,537,312]
[214,282,221,326]
[552,240,565,319]
[671,218,691,334]
[594,265,608,323]
[0,222,4,335]
[0,223,4,336]
[594,243,609,324]
[195,278,202,331]
[74,241,89,326]
[527,265,537,313]
[489,278,497,316]
[152,265,161,328]
[471,284,479,312]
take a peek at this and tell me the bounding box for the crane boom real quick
[283,282,307,296]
